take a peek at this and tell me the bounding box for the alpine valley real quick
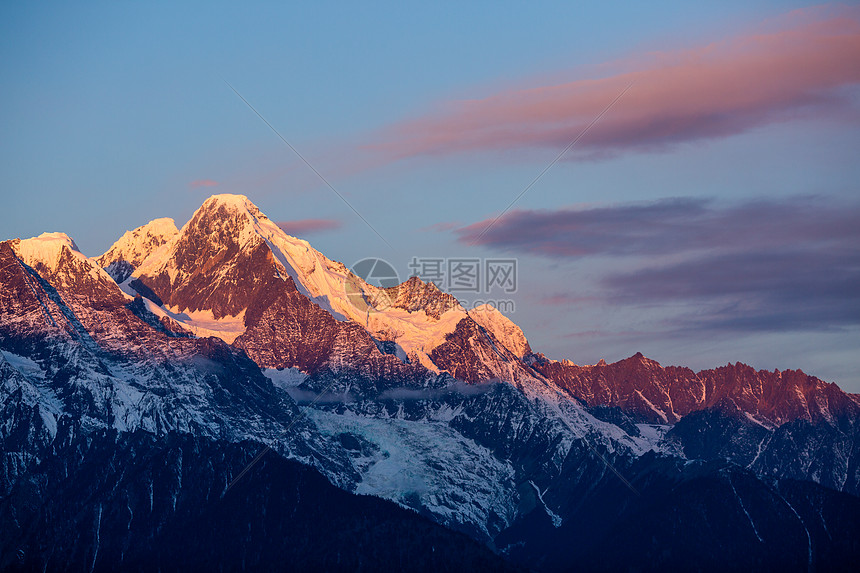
[2,195,859,572]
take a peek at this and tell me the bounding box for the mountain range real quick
[2,194,858,571]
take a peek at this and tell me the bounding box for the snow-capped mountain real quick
[128,194,533,383]
[2,194,859,571]
[94,217,178,282]
[0,234,355,487]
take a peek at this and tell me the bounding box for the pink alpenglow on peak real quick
[95,218,179,283]
[13,232,84,272]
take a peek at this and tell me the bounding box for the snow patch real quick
[262,367,308,390]
[15,232,85,272]
[305,407,518,539]
[470,304,530,358]
[1,350,64,418]
[529,480,562,527]
[95,217,178,273]
[1,350,47,381]
[139,298,246,343]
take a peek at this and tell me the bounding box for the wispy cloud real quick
[365,6,860,162]
[454,196,860,333]
[276,218,343,236]
[455,197,859,257]
[189,179,219,188]
[604,246,860,332]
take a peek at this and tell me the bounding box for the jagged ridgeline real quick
[2,194,858,571]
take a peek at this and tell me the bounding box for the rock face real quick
[530,351,860,497]
[2,193,859,571]
[530,351,858,427]
[429,317,532,384]
[234,272,435,396]
[133,197,278,319]
[382,275,460,318]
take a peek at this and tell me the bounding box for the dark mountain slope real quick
[0,429,518,573]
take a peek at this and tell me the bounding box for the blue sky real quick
[2,1,858,390]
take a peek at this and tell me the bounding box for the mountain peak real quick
[24,231,79,251]
[145,217,178,234]
[382,276,461,318]
[181,194,274,250]
[200,194,261,216]
[204,193,251,204]
[14,232,83,272]
[96,218,179,282]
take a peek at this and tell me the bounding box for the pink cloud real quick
[366,6,860,160]
[276,218,343,236]
[190,179,219,188]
